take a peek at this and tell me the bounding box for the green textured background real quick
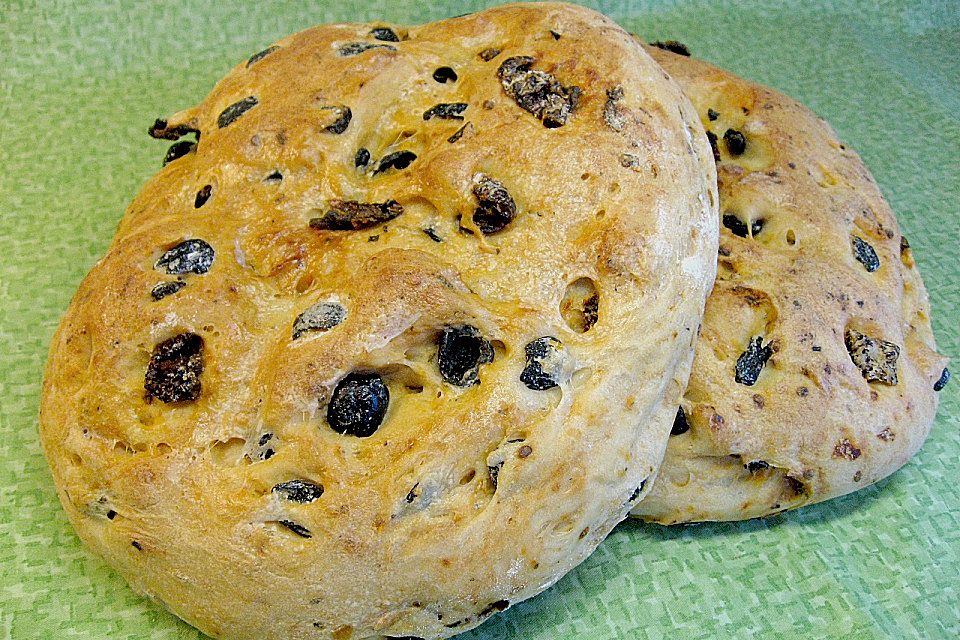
[1,1,958,638]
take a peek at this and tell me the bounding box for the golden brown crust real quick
[632,44,948,524]
[39,6,717,639]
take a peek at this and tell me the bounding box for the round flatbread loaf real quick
[39,5,717,638]
[632,43,949,524]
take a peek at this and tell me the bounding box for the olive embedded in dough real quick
[437,325,494,387]
[327,372,390,437]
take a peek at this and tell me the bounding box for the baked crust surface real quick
[39,5,717,638]
[632,44,948,524]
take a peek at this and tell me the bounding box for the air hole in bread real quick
[210,437,250,466]
[545,512,579,537]
[381,363,427,395]
[560,277,599,333]
[786,229,797,246]
[571,367,593,387]
[112,440,136,455]
[490,339,508,360]
[295,273,315,294]
[814,163,839,188]
[404,343,435,364]
[459,469,477,485]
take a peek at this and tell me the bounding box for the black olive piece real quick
[148,118,199,141]
[735,336,773,386]
[746,460,770,473]
[619,153,641,170]
[423,227,442,242]
[520,336,562,390]
[355,148,370,167]
[150,280,186,301]
[374,151,417,174]
[291,301,346,339]
[327,372,389,437]
[845,329,899,385]
[144,333,204,403]
[582,293,599,331]
[650,40,691,56]
[722,214,764,238]
[706,130,720,162]
[423,103,468,121]
[155,239,215,275]
[724,128,747,155]
[321,105,352,134]
[106,510,117,520]
[447,123,469,143]
[479,48,502,61]
[786,476,806,496]
[405,483,419,503]
[603,86,627,132]
[549,29,562,40]
[627,480,647,503]
[278,520,312,538]
[370,27,400,42]
[272,480,324,503]
[497,56,581,128]
[338,42,397,56]
[433,66,458,83]
[247,45,279,67]
[477,600,510,618]
[217,96,258,129]
[851,236,880,272]
[309,200,403,231]
[707,108,719,121]
[934,367,950,391]
[258,432,276,460]
[264,170,283,182]
[194,184,212,208]
[488,461,503,490]
[438,325,494,387]
[472,174,517,234]
[163,140,195,166]
[131,541,143,551]
[671,406,690,435]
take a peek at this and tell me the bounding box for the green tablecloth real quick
[2,1,957,638]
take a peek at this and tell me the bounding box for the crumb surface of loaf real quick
[39,5,718,639]
[632,44,949,524]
